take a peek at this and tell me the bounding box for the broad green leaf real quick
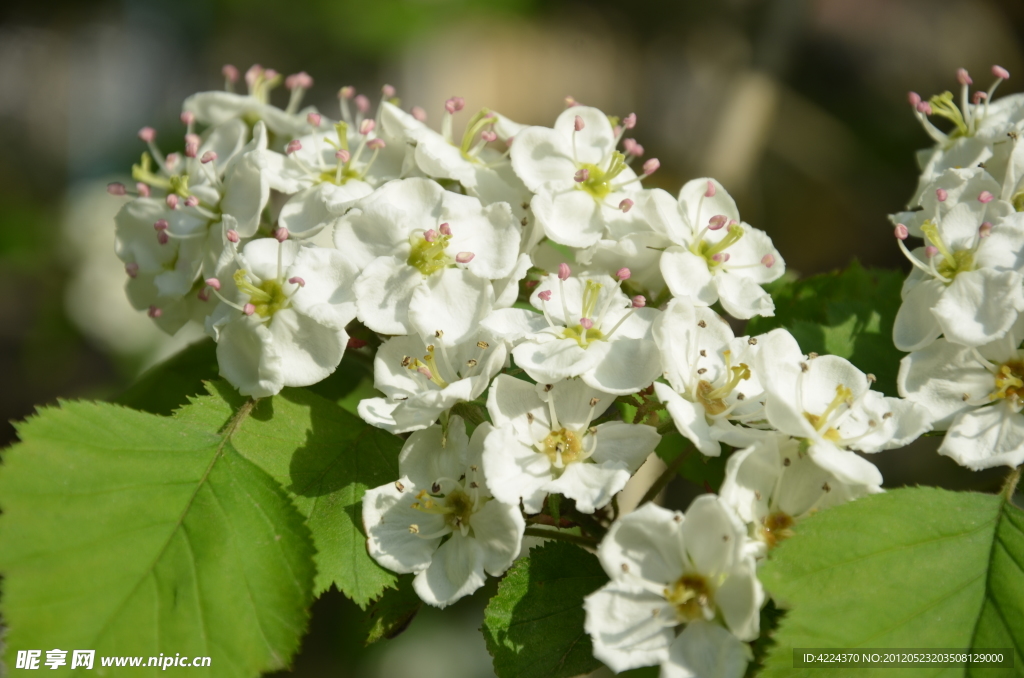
[114,338,218,414]
[185,381,402,606]
[746,261,905,396]
[482,541,609,678]
[0,398,315,676]
[362,574,422,645]
[759,486,1024,677]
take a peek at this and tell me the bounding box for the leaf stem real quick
[221,398,257,438]
[523,527,599,548]
[1002,464,1022,503]
[638,443,692,507]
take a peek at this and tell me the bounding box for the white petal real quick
[513,336,606,384]
[681,495,743,577]
[268,308,348,388]
[481,307,549,342]
[408,268,495,344]
[509,126,577,192]
[599,502,686,585]
[678,178,740,228]
[287,246,359,329]
[941,402,1024,469]
[355,256,422,335]
[806,441,883,487]
[719,439,780,525]
[584,337,663,395]
[655,383,721,457]
[532,187,607,248]
[892,278,945,352]
[590,422,662,470]
[547,461,631,514]
[584,583,676,672]
[469,492,526,575]
[714,560,762,641]
[662,620,750,678]
[481,425,552,514]
[413,532,486,608]
[216,315,284,397]
[934,269,1024,347]
[714,273,775,319]
[398,419,470,487]
[661,248,717,305]
[363,480,444,574]
[897,339,993,428]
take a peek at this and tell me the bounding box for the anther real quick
[708,215,728,230]
[748,337,757,345]
[705,180,716,197]
[936,188,948,202]
[307,112,322,127]
[980,222,993,238]
[908,91,921,107]
[712,253,730,263]
[623,112,636,129]
[355,94,370,113]
[286,140,302,155]
[226,230,240,243]
[335,149,351,163]
[894,224,909,240]
[993,65,1011,80]
[538,290,552,301]
[181,195,198,208]
[180,111,195,125]
[148,305,162,318]
[243,303,256,316]
[285,72,313,90]
[456,252,475,264]
[136,182,150,197]
[564,96,577,107]
[697,320,707,328]
[925,245,939,258]
[153,219,168,231]
[339,86,354,99]
[616,267,631,281]
[476,341,489,349]
[444,96,465,114]
[800,362,809,373]
[205,277,221,290]
[395,481,405,492]
[762,253,776,268]
[222,64,239,82]
[288,276,305,287]
[424,229,437,243]
[359,119,376,135]
[697,368,707,375]
[623,138,643,156]
[544,384,554,392]
[957,68,973,86]
[466,359,478,367]
[558,263,571,280]
[631,295,646,308]
[138,127,156,142]
[412,106,427,121]
[107,182,127,196]
[619,198,634,212]
[642,158,660,175]
[917,101,933,115]
[574,168,589,183]
[866,373,877,383]
[125,263,139,278]
[201,151,217,164]
[973,91,987,105]
[580,318,594,329]
[480,130,497,142]
[979,191,994,203]
[184,133,201,158]
[166,194,179,209]
[574,115,585,132]
[274,228,289,242]
[366,138,386,150]
[439,222,452,236]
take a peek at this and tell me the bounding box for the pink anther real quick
[993,65,1010,80]
[205,277,221,290]
[642,158,660,175]
[355,94,370,113]
[107,182,127,196]
[412,106,427,122]
[616,267,631,281]
[201,151,218,164]
[456,252,475,264]
[894,224,909,240]
[480,130,497,142]
[335,149,351,163]
[138,127,156,142]
[623,138,644,156]
[574,168,589,183]
[761,253,776,268]
[439,223,452,236]
[288,276,306,287]
[166,194,179,209]
[286,139,302,155]
[185,196,199,207]
[424,229,437,243]
[382,84,396,97]
[226,229,240,243]
[574,115,585,132]
[274,228,289,242]
[307,112,322,127]
[622,112,636,129]
[339,86,355,99]
[348,337,368,349]
[222,64,239,82]
[619,198,634,213]
[136,182,150,197]
[705,180,716,197]
[979,222,993,238]
[148,305,162,318]
[979,191,994,203]
[367,138,386,150]
[157,231,169,245]
[243,303,256,316]
[359,119,376,135]
[180,111,195,126]
[558,263,571,280]
[925,245,939,258]
[631,295,646,308]
[538,290,552,301]
[957,68,973,86]
[154,219,168,231]
[580,317,594,330]
[908,91,921,107]
[936,188,948,202]
[125,262,139,278]
[708,215,728,231]
[917,101,933,115]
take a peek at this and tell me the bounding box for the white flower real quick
[510,106,653,248]
[720,434,882,557]
[362,418,525,608]
[482,269,662,394]
[357,329,507,434]
[643,181,784,319]
[755,329,931,487]
[183,65,315,144]
[654,300,771,457]
[204,238,358,397]
[583,498,761,674]
[481,375,660,514]
[334,177,523,343]
[892,202,1024,350]
[898,318,1024,469]
[890,167,1005,238]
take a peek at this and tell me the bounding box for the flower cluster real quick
[108,65,933,676]
[893,66,1024,470]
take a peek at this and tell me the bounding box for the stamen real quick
[708,215,728,230]
[286,140,302,155]
[979,191,994,203]
[138,127,156,143]
[201,151,217,164]
[623,113,636,129]
[705,180,716,197]
[148,306,162,318]
[359,119,376,135]
[619,198,634,212]
[574,115,585,131]
[107,182,127,196]
[136,182,150,197]
[622,138,644,157]
[307,112,322,127]
[574,168,589,183]
[274,228,289,242]
[456,252,474,264]
[936,188,948,202]
[156,231,169,245]
[616,267,631,281]
[125,263,139,278]
[438,222,452,236]
[288,276,305,287]
[355,94,370,114]
[632,295,646,308]
[761,253,776,268]
[642,158,660,175]
[366,138,385,150]
[226,229,240,243]
[979,222,992,238]
[243,303,256,316]
[894,224,909,240]
[412,106,427,121]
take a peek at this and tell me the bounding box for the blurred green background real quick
[1,0,1022,675]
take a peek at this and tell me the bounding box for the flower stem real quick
[1002,464,1022,503]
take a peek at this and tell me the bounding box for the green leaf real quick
[655,433,731,491]
[482,541,609,678]
[759,487,1024,677]
[114,338,219,414]
[0,397,315,676]
[189,381,403,606]
[746,261,905,396]
[362,574,422,645]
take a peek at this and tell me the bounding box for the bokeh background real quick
[1,0,1022,675]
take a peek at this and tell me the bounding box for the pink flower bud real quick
[761,254,776,268]
[286,139,302,155]
[993,65,1010,80]
[456,251,475,264]
[243,303,256,316]
[957,68,973,86]
[979,191,994,203]
[643,158,660,175]
[574,115,585,132]
[274,228,289,242]
[574,168,589,183]
[894,224,909,240]
[288,276,306,287]
[107,182,127,196]
[412,106,427,122]
[205,278,221,290]
[148,305,162,318]
[307,112,322,127]
[631,295,646,308]
[622,112,636,129]
[201,151,218,164]
[558,263,571,280]
[936,188,948,202]
[222,64,239,82]
[226,229,240,243]
[538,290,552,301]
[138,127,156,142]
[708,215,728,231]
[580,317,594,330]
[359,119,376,135]
[619,198,634,213]
[439,223,452,236]
[616,267,631,281]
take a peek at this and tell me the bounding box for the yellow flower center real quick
[665,574,713,623]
